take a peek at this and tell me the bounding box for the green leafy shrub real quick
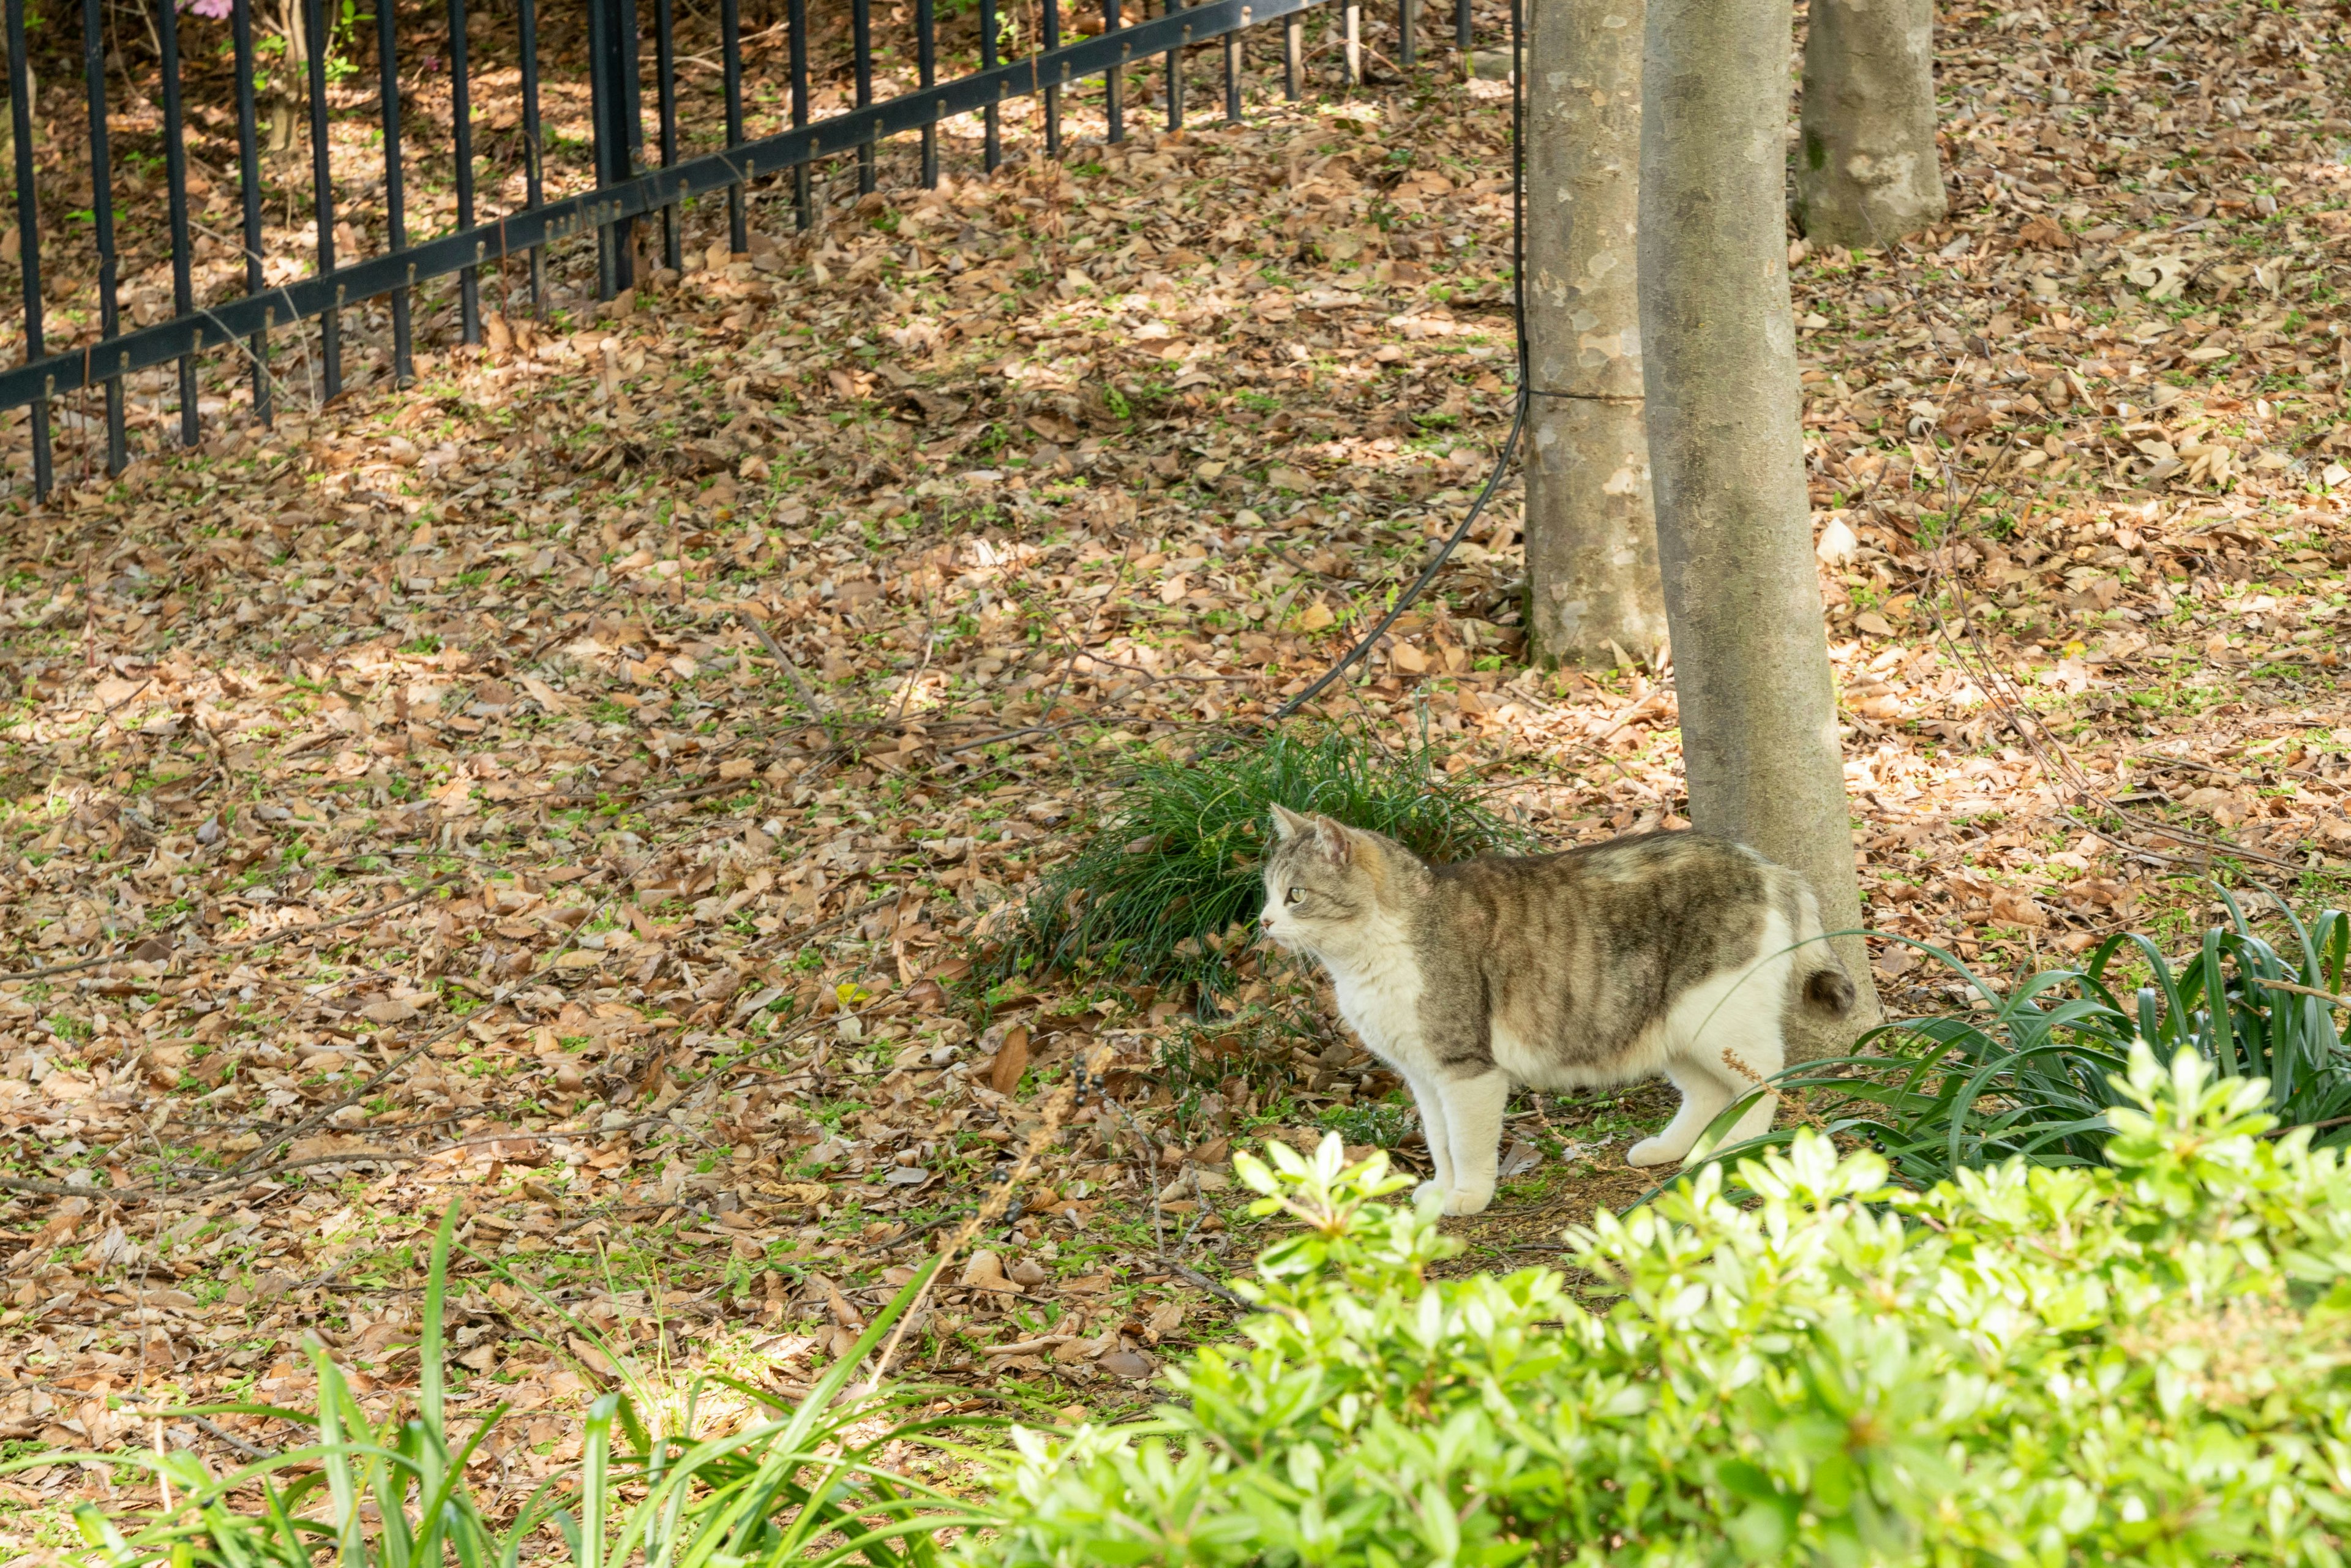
[40,1209,988,1568]
[1000,725,1525,994]
[1774,893,2349,1185]
[975,1048,2351,1567]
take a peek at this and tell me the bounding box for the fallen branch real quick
[983,1333,1076,1358]
[733,607,840,748]
[1170,1262,1253,1311]
[2260,978,2348,1007]
[857,1043,1111,1397]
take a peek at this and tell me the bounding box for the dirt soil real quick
[2,0,2350,1545]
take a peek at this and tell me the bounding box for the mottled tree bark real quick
[1522,0,1665,669]
[1638,0,1879,1048]
[1794,0,1948,247]
[266,0,312,154]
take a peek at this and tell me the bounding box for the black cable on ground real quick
[1271,396,1528,719]
[1272,0,1534,722]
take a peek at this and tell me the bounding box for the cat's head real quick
[1260,805,1400,956]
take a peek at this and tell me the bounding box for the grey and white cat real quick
[1259,806,1854,1215]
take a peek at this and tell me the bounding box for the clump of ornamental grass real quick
[997,724,1528,999]
[1744,889,2350,1187]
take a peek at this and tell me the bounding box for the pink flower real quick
[179,0,233,17]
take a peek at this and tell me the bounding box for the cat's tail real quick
[1785,878,1857,1018]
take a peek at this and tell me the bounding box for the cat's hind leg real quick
[1626,1059,1736,1168]
[1635,989,1787,1168]
[1689,1005,1785,1159]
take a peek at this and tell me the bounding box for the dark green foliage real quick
[1001,726,1527,993]
[1765,891,2349,1187]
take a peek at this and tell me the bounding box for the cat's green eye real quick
[1285,888,1305,906]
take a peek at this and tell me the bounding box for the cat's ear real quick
[1269,803,1311,842]
[1310,815,1355,865]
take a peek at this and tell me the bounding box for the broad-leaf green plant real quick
[976,1050,2351,1566]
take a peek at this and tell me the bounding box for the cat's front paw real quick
[1414,1180,1445,1209]
[1625,1136,1681,1168]
[1441,1185,1494,1217]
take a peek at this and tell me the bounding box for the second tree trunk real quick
[1522,0,1665,669]
[1795,0,1948,248]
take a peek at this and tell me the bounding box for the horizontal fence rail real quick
[0,0,1478,497]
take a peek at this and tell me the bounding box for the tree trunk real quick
[1794,0,1946,248]
[1638,0,1879,1047]
[1522,0,1665,669]
[267,0,310,155]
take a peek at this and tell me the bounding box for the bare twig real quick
[942,715,1099,756]
[733,607,839,746]
[858,1043,1110,1396]
[982,1333,1076,1358]
[2260,978,2349,1007]
[890,587,941,726]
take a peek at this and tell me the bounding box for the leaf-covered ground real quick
[4,0,2351,1547]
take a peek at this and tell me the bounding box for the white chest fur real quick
[1316,912,1429,1071]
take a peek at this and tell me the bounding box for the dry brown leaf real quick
[959,1251,1021,1294]
[988,1026,1032,1095]
[824,1279,867,1330]
[566,1335,618,1377]
[1988,891,2049,930]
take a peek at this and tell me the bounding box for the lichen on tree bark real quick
[1795,0,1949,248]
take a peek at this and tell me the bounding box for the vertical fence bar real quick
[517,0,546,306]
[1224,15,1242,121]
[789,0,811,229]
[853,0,874,193]
[1104,0,1123,143]
[1343,0,1360,84]
[1042,0,1061,156]
[80,0,124,472]
[377,0,413,383]
[156,0,198,446]
[6,0,48,494]
[1165,0,1183,132]
[586,0,613,294]
[1456,0,1471,51]
[654,0,680,270]
[1400,0,1415,69]
[622,0,642,263]
[980,0,1000,170]
[304,0,341,401]
[1284,9,1302,99]
[916,0,937,187]
[231,0,269,424]
[720,0,746,252]
[448,0,479,339]
[587,0,639,296]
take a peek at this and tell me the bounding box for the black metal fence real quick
[0,0,1477,499]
